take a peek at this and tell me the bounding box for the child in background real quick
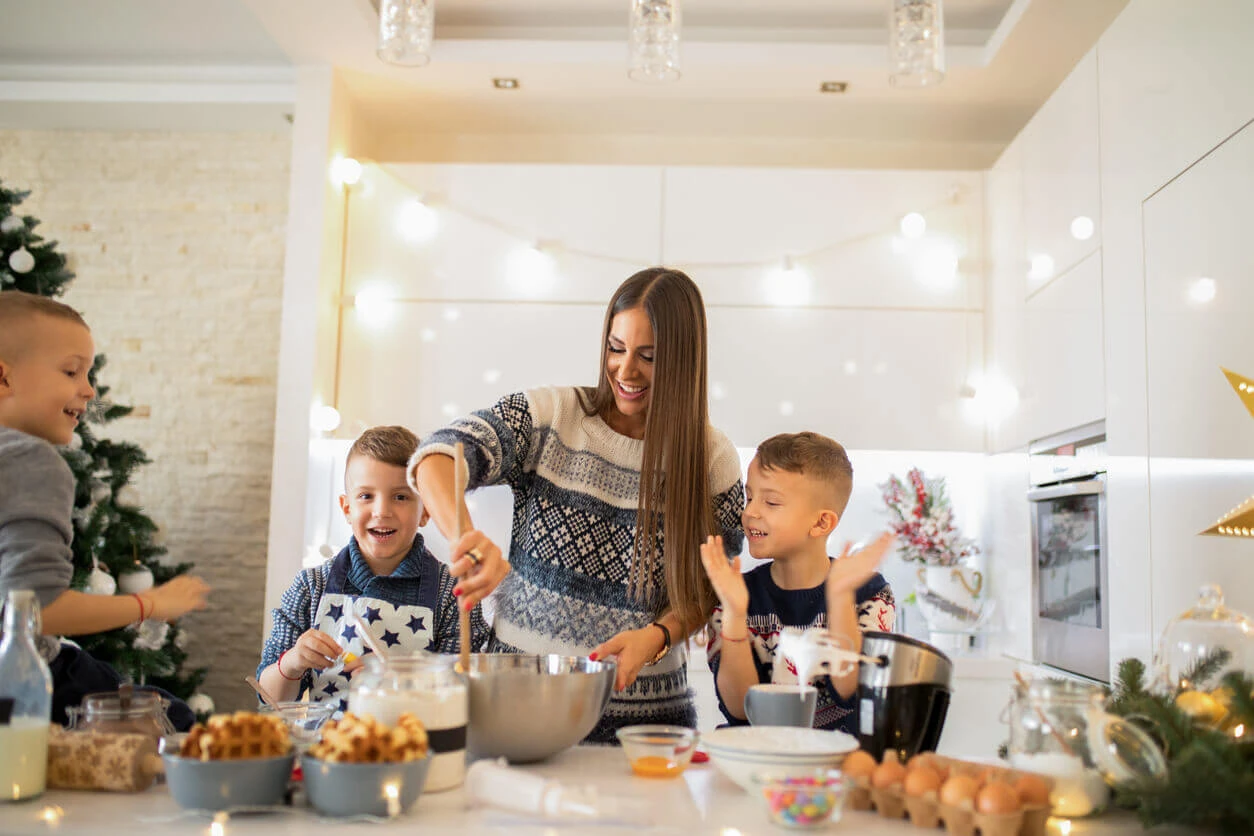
[257,425,488,710]
[702,431,896,735]
[0,290,210,727]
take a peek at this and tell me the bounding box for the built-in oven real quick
[1028,421,1109,683]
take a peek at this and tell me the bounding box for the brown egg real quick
[904,765,943,797]
[841,749,877,780]
[939,774,982,808]
[907,752,950,781]
[872,758,908,789]
[1013,774,1051,807]
[976,781,1023,815]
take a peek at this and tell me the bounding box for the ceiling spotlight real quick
[330,156,363,188]
[1070,216,1095,241]
[819,81,848,94]
[900,212,926,239]
[493,78,520,90]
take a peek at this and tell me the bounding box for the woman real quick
[408,267,744,741]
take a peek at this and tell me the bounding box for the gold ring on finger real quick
[467,547,483,566]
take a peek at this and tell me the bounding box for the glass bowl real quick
[615,725,698,779]
[753,769,849,829]
[258,701,336,751]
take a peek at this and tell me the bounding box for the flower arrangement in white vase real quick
[880,468,988,644]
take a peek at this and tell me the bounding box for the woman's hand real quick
[280,629,343,677]
[699,534,747,621]
[146,575,211,621]
[590,625,667,692]
[450,530,510,610]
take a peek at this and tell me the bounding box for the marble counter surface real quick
[3,746,1196,835]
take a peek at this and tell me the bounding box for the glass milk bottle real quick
[348,652,467,792]
[0,590,54,801]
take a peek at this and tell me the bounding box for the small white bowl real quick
[703,726,858,792]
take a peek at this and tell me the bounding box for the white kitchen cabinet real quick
[1020,51,1102,297]
[1021,252,1105,443]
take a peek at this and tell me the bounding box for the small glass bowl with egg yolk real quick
[616,725,699,779]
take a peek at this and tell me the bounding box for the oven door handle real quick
[1028,480,1104,501]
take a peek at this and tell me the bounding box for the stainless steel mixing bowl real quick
[466,653,616,763]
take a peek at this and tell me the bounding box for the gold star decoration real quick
[1201,368,1254,538]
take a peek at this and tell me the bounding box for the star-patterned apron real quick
[309,547,438,713]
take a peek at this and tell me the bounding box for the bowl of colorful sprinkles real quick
[753,768,849,828]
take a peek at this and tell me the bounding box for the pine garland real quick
[1107,655,1254,833]
[1,179,206,698]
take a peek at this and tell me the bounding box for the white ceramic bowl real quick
[702,726,858,792]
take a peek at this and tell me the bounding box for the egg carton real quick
[846,754,1054,836]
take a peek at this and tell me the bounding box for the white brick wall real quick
[0,130,291,712]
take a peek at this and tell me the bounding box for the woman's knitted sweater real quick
[414,386,745,742]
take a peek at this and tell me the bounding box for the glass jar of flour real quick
[348,652,467,791]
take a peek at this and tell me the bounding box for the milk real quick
[349,687,467,792]
[1010,752,1110,817]
[0,718,49,801]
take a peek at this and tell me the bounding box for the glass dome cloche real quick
[1154,584,1254,729]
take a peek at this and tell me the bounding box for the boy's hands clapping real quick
[826,532,895,597]
[700,534,748,621]
[145,574,210,621]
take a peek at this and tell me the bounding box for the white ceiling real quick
[0,0,1130,168]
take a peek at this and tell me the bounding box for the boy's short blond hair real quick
[345,425,420,477]
[0,291,89,360]
[755,431,854,517]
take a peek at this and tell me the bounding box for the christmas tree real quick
[1,179,206,700]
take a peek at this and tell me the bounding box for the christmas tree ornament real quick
[1174,689,1228,726]
[187,693,215,718]
[89,479,111,505]
[8,246,34,274]
[117,563,155,594]
[0,214,23,234]
[1154,584,1254,703]
[1201,368,1254,538]
[85,559,117,596]
[67,431,83,451]
[132,619,169,651]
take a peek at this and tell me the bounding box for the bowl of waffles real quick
[162,712,295,811]
[300,711,431,818]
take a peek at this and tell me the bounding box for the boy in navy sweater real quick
[702,432,896,734]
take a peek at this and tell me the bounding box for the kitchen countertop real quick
[4,746,1196,835]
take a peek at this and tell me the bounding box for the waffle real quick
[180,712,291,761]
[307,711,428,764]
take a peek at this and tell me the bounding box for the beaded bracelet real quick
[277,649,302,681]
[130,593,148,622]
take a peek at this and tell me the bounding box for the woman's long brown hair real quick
[579,267,717,637]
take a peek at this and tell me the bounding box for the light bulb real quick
[506,245,557,296]
[1187,277,1216,304]
[354,286,395,327]
[311,405,342,433]
[330,156,363,187]
[900,212,926,239]
[764,257,811,307]
[1070,216,1095,241]
[397,199,438,244]
[1028,253,1055,282]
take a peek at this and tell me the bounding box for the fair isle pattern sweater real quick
[707,564,895,735]
[414,386,746,743]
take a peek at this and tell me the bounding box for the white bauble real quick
[116,486,140,507]
[0,215,24,234]
[187,693,215,716]
[117,564,155,594]
[133,619,169,651]
[67,432,83,451]
[85,566,117,595]
[90,481,111,505]
[8,247,34,274]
